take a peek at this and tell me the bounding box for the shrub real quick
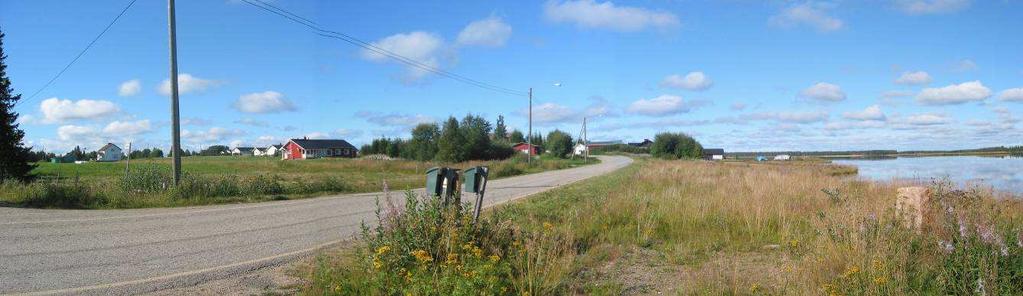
[1,177,103,208]
[650,132,703,159]
[120,165,170,194]
[545,130,573,159]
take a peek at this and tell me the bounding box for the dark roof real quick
[98,143,120,152]
[628,139,653,147]
[234,147,255,152]
[269,144,282,149]
[703,148,725,155]
[290,139,357,150]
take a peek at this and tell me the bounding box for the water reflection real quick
[833,156,1023,196]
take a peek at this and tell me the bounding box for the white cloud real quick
[842,105,886,121]
[305,132,330,139]
[361,31,445,81]
[158,73,220,96]
[543,0,679,32]
[660,72,713,91]
[825,120,886,131]
[229,140,245,149]
[769,2,844,32]
[761,111,830,124]
[40,98,120,123]
[118,79,141,97]
[356,111,436,127]
[182,127,245,142]
[894,0,970,15]
[103,120,153,135]
[730,102,747,111]
[234,118,269,127]
[626,95,701,117]
[895,71,932,85]
[182,117,213,126]
[233,91,297,114]
[904,113,952,125]
[529,102,578,123]
[457,16,512,47]
[57,125,98,141]
[916,81,991,105]
[953,59,978,72]
[999,88,1023,102]
[333,128,364,138]
[799,82,847,102]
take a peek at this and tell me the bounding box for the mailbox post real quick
[463,166,489,224]
[425,167,460,207]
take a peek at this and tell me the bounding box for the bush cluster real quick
[650,132,703,159]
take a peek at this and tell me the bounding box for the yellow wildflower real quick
[472,246,483,258]
[376,245,391,255]
[873,276,888,285]
[788,239,799,248]
[372,257,383,270]
[750,283,760,293]
[543,222,554,232]
[411,250,433,263]
[842,265,860,278]
[446,253,459,265]
[489,254,501,262]
[871,259,883,270]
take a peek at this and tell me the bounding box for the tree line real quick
[360,114,578,162]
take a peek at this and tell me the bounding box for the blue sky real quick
[2,0,1022,153]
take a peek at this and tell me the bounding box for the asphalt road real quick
[0,156,631,295]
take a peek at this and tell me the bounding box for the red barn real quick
[512,143,541,156]
[282,138,358,160]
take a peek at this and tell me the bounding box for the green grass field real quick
[2,155,595,209]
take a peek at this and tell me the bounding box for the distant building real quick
[703,148,725,160]
[283,138,358,160]
[755,156,768,162]
[96,143,123,162]
[512,143,542,156]
[573,140,624,155]
[231,147,256,156]
[262,144,283,156]
[773,154,791,161]
[628,139,653,147]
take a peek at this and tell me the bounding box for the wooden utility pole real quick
[168,0,182,185]
[527,87,532,166]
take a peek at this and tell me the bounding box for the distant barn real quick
[96,143,123,162]
[703,148,725,160]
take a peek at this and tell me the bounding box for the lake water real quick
[832,156,1023,196]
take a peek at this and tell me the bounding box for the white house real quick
[573,140,624,155]
[96,143,123,162]
[703,148,725,160]
[253,147,268,156]
[773,154,791,161]
[262,144,282,157]
[231,147,256,156]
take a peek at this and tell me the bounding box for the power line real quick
[240,0,528,97]
[16,0,139,108]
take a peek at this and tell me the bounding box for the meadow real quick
[0,155,593,209]
[305,158,1023,295]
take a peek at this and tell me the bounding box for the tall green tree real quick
[0,29,35,181]
[545,129,574,158]
[651,132,703,159]
[460,114,492,160]
[408,123,440,161]
[493,115,508,140]
[509,130,525,143]
[435,117,466,162]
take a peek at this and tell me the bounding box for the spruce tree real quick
[0,29,35,181]
[493,115,507,140]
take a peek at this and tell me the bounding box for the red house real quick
[512,143,541,156]
[282,138,358,160]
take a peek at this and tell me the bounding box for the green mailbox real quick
[425,167,447,197]
[463,166,488,193]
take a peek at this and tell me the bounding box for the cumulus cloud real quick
[233,91,297,114]
[842,105,887,121]
[118,79,141,97]
[999,88,1023,102]
[626,95,703,117]
[457,16,512,47]
[182,117,213,126]
[893,0,971,15]
[660,72,713,91]
[895,71,932,85]
[904,113,952,125]
[182,127,245,142]
[825,120,886,131]
[333,128,364,138]
[799,82,846,102]
[769,2,844,32]
[543,0,679,32]
[158,74,221,96]
[916,81,991,105]
[103,120,153,135]
[57,125,98,141]
[953,59,978,72]
[304,132,330,139]
[529,102,578,123]
[361,31,445,81]
[40,98,120,123]
[356,111,436,128]
[750,111,830,124]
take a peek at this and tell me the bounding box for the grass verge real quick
[1,155,594,209]
[304,158,1023,295]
